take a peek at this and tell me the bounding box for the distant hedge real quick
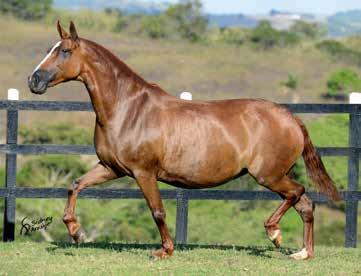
[316,40,361,67]
[0,0,53,20]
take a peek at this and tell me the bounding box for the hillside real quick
[53,1,361,37]
[328,9,361,37]
[2,15,361,105]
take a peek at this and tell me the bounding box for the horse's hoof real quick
[268,229,282,248]
[72,227,87,244]
[290,248,311,260]
[151,249,172,260]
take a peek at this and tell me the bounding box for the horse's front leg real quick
[135,173,174,259]
[63,162,117,243]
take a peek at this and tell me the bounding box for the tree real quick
[112,9,128,32]
[290,20,327,39]
[250,21,299,50]
[141,15,169,39]
[165,0,208,42]
[0,0,52,20]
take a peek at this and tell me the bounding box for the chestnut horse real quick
[28,21,340,260]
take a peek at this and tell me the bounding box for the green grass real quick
[0,242,360,275]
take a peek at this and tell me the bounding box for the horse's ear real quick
[57,20,69,39]
[69,21,79,41]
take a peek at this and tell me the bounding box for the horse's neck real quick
[80,44,149,125]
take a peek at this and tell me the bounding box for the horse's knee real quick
[152,209,166,223]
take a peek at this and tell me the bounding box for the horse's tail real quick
[295,117,341,201]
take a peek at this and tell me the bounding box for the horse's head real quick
[28,21,82,94]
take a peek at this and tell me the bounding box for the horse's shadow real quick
[46,242,295,259]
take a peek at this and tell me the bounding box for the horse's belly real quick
[159,142,244,187]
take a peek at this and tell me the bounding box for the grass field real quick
[0,242,360,275]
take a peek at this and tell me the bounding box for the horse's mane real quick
[80,38,150,87]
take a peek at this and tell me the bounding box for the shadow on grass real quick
[46,242,296,258]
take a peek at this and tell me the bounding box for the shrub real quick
[141,15,169,39]
[250,21,300,50]
[17,123,93,187]
[281,74,299,90]
[165,0,208,42]
[16,123,93,186]
[217,27,246,45]
[44,9,117,32]
[19,123,92,145]
[316,40,361,67]
[0,0,52,20]
[290,20,327,39]
[326,69,361,96]
[17,155,90,187]
[112,10,128,33]
[134,0,207,42]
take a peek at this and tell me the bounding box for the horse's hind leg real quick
[63,163,117,243]
[291,194,314,260]
[262,176,305,249]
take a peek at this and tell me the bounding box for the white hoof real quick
[290,248,309,260]
[270,229,280,241]
[268,229,282,247]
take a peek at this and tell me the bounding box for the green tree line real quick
[0,0,326,46]
[0,0,52,20]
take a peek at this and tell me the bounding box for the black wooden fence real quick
[0,100,360,247]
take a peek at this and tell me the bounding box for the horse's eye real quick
[61,49,71,54]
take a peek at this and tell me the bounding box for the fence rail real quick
[0,101,360,247]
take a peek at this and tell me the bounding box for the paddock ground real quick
[0,242,360,275]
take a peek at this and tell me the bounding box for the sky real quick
[145,0,361,14]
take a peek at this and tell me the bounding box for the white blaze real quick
[32,41,61,74]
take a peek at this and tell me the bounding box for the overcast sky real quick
[146,0,361,14]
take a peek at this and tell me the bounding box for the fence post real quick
[175,188,189,244]
[3,90,18,241]
[345,112,360,247]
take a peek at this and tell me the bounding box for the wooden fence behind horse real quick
[0,100,360,247]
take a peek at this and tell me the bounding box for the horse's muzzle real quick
[28,69,54,95]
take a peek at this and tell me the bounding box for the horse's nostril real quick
[29,73,39,90]
[32,73,39,85]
